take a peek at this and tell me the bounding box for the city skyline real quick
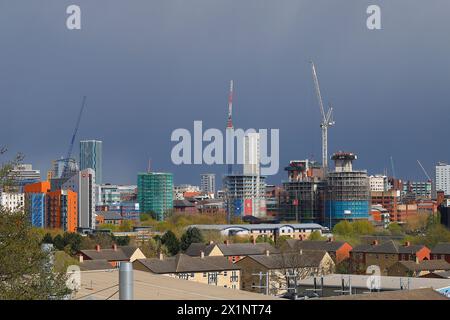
[2,1,449,185]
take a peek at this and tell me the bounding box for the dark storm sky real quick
[1,0,449,186]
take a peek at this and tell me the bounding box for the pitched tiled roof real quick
[80,246,139,261]
[185,242,278,257]
[79,259,115,271]
[395,260,450,272]
[352,240,427,254]
[432,243,450,255]
[135,254,239,274]
[285,239,348,252]
[241,250,329,269]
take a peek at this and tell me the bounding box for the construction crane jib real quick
[310,61,335,173]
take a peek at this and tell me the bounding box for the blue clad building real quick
[324,152,370,228]
[27,193,46,228]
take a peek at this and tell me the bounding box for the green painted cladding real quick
[137,172,173,221]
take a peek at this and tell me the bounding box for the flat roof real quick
[298,274,450,291]
[74,269,281,300]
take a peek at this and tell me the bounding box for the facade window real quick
[203,272,207,277]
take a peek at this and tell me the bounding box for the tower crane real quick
[417,160,432,181]
[61,96,86,179]
[310,61,335,173]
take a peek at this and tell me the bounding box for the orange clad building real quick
[23,181,50,193]
[46,190,78,232]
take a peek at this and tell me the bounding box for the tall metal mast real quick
[310,62,334,173]
[226,80,234,175]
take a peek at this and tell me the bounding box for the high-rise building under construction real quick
[324,152,370,227]
[281,160,324,223]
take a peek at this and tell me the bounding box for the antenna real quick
[147,158,152,173]
[227,80,234,128]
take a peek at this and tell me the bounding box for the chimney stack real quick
[265,249,270,256]
[209,240,214,245]
[299,235,304,241]
[404,241,411,247]
[112,243,117,251]
[95,244,101,252]
[327,237,333,242]
[252,237,256,245]
[159,252,164,260]
[372,240,378,246]
[224,240,229,246]
[79,254,84,263]
[299,249,303,255]
[200,251,205,259]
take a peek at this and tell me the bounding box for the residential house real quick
[97,211,124,225]
[78,244,146,267]
[133,253,241,289]
[350,240,430,275]
[284,238,353,264]
[387,259,450,277]
[185,240,278,263]
[431,243,450,263]
[235,250,335,296]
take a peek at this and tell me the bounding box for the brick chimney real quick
[159,252,164,260]
[209,240,214,245]
[265,249,270,256]
[252,237,256,245]
[95,244,101,252]
[404,241,411,247]
[200,251,205,259]
[79,254,84,263]
[372,240,378,246]
[327,237,333,242]
[224,240,229,246]
[112,243,117,251]
[299,234,304,241]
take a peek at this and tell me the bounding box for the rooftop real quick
[352,240,427,254]
[320,288,448,300]
[185,242,278,257]
[134,254,239,274]
[298,274,450,291]
[239,250,329,269]
[74,269,280,300]
[432,243,450,255]
[79,245,140,261]
[285,239,349,252]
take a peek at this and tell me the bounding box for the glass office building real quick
[80,140,103,184]
[137,172,173,221]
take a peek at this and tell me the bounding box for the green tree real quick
[332,221,353,237]
[0,203,71,298]
[388,222,403,236]
[53,234,65,251]
[42,233,54,244]
[308,230,326,241]
[351,220,375,235]
[62,232,83,254]
[161,230,180,256]
[180,227,204,251]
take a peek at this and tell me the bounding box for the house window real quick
[231,271,239,282]
[224,271,227,276]
[203,272,207,277]
[208,272,218,285]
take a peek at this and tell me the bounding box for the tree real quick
[161,230,180,256]
[139,238,168,258]
[42,233,54,244]
[308,230,325,241]
[62,232,83,254]
[0,210,71,299]
[180,227,204,251]
[53,234,65,251]
[332,221,353,237]
[388,223,403,236]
